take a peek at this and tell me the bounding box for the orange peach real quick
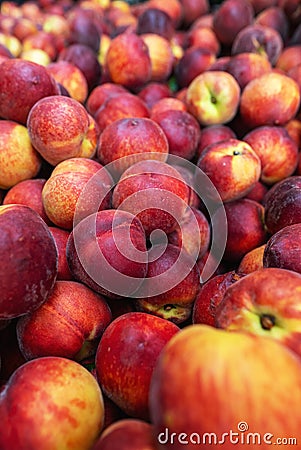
[47,60,88,103]
[240,72,300,128]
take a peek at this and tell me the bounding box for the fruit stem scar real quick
[233,150,241,156]
[260,314,276,330]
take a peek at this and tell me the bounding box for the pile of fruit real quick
[0,0,300,448]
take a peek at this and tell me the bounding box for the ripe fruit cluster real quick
[0,0,300,449]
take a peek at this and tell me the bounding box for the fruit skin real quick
[239,72,300,129]
[49,227,73,281]
[237,244,265,275]
[136,244,200,324]
[95,312,179,421]
[263,223,301,274]
[66,209,148,299]
[112,160,190,237]
[0,356,104,450]
[0,120,41,190]
[215,268,301,358]
[3,178,50,225]
[149,324,301,450]
[27,95,93,166]
[197,139,261,203]
[106,32,151,90]
[16,280,112,361]
[212,0,254,46]
[218,198,267,264]
[92,419,157,450]
[264,176,301,235]
[0,204,58,319]
[186,71,241,126]
[0,58,59,125]
[243,125,298,185]
[96,117,169,175]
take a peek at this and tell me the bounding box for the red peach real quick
[240,72,300,129]
[112,160,190,236]
[95,312,179,420]
[49,227,73,281]
[86,83,128,117]
[0,204,58,319]
[243,125,299,185]
[47,60,88,103]
[16,280,112,361]
[197,138,261,202]
[97,117,169,174]
[0,58,59,124]
[3,178,50,225]
[106,32,151,90]
[137,82,172,109]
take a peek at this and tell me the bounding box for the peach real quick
[151,109,201,160]
[137,82,172,109]
[92,419,157,450]
[243,125,299,185]
[180,0,209,27]
[22,30,58,60]
[231,24,283,66]
[0,204,58,319]
[86,82,128,117]
[240,72,300,129]
[0,120,41,190]
[275,45,301,72]
[217,198,268,264]
[263,223,301,274]
[168,206,210,261]
[150,97,187,117]
[186,71,240,126]
[49,227,73,281]
[245,180,269,204]
[186,26,220,55]
[0,58,59,125]
[215,267,301,358]
[27,95,94,166]
[136,244,200,324]
[192,270,242,326]
[136,7,174,40]
[67,9,101,53]
[148,0,183,28]
[237,244,266,274]
[3,178,50,225]
[42,158,112,229]
[47,60,88,103]
[254,6,289,42]
[174,46,216,89]
[106,32,151,90]
[226,52,272,90]
[16,280,112,361]
[95,312,179,420]
[112,160,190,236]
[97,117,168,171]
[94,92,149,133]
[150,324,301,446]
[140,33,174,82]
[264,176,301,234]
[66,209,148,299]
[212,0,254,46]
[197,138,261,202]
[0,357,104,450]
[20,48,51,66]
[58,43,102,91]
[195,124,236,160]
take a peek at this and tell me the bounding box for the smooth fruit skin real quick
[149,324,301,450]
[96,312,179,421]
[92,418,157,450]
[0,357,104,450]
[0,58,59,125]
[0,204,58,319]
[215,268,301,357]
